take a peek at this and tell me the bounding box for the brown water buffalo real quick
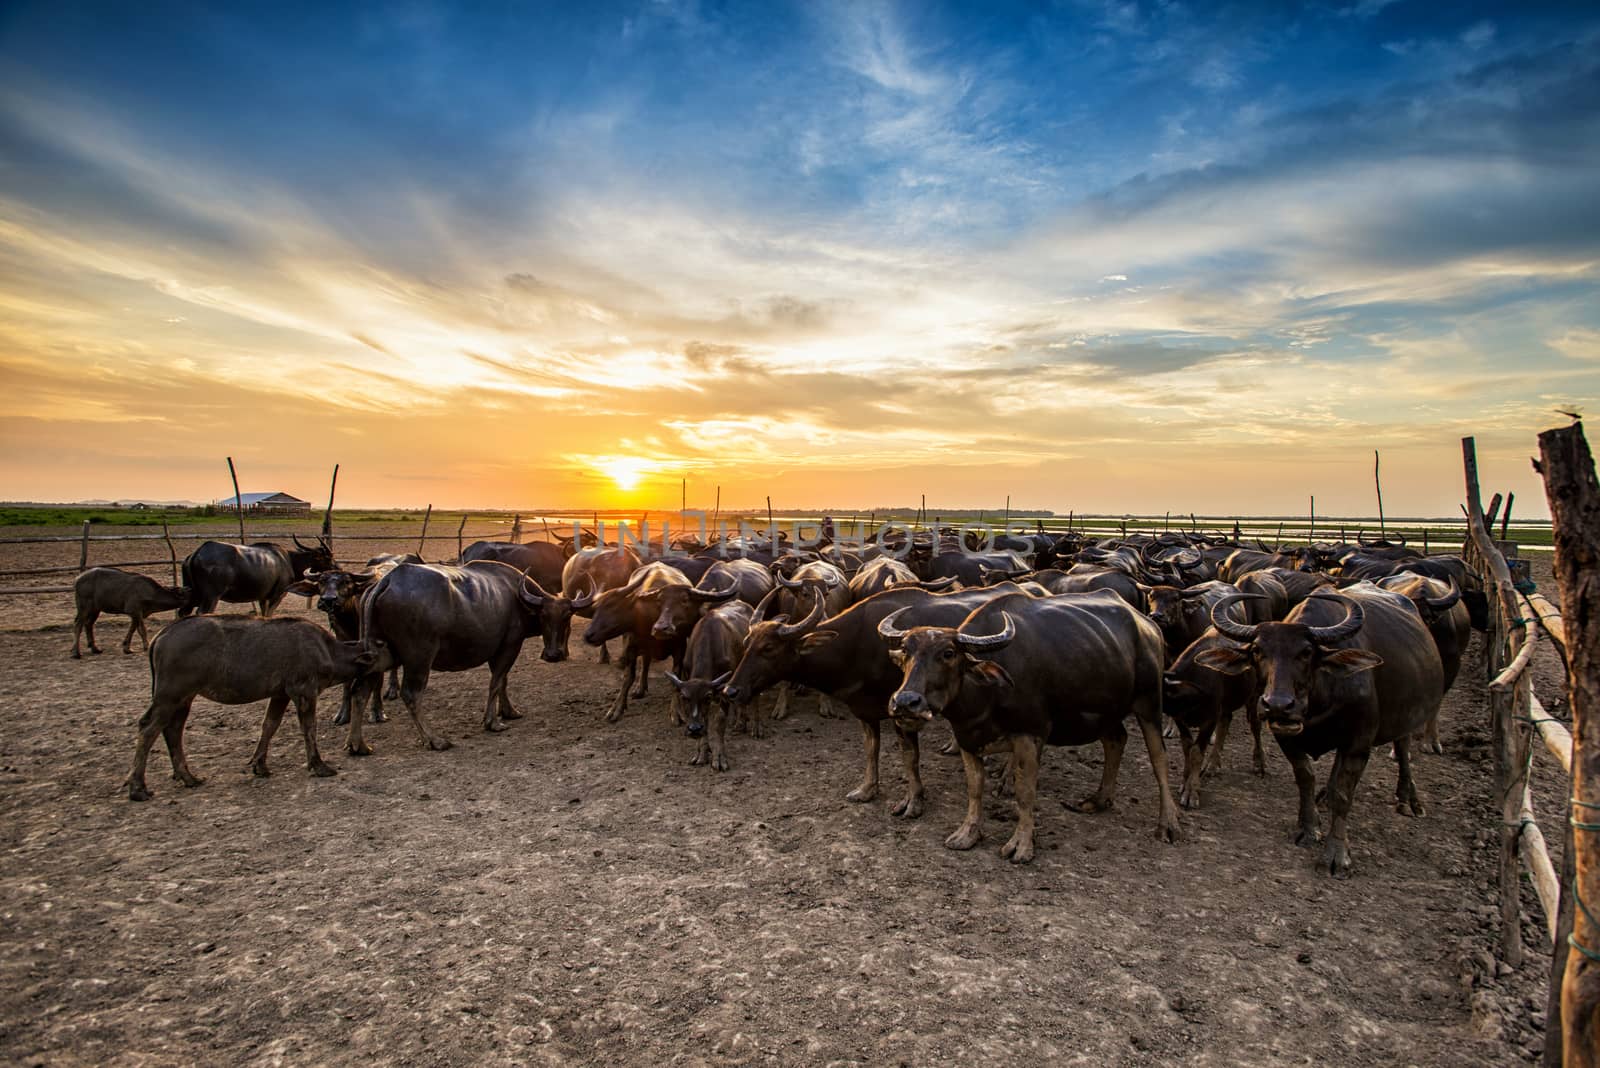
[179,537,333,617]
[879,590,1177,863]
[847,557,955,601]
[583,561,693,722]
[648,559,773,643]
[1376,573,1467,753]
[1163,627,1265,809]
[562,545,643,664]
[664,601,754,771]
[71,568,188,658]
[126,616,376,801]
[1199,584,1444,877]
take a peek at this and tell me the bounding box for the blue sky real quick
[0,1,1595,512]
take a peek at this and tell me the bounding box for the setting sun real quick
[594,456,652,493]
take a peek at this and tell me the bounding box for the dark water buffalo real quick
[1199,585,1444,877]
[1163,628,1264,808]
[461,540,567,591]
[665,601,755,771]
[847,558,956,601]
[1377,573,1467,753]
[347,560,588,755]
[180,537,333,617]
[879,590,1177,863]
[562,545,643,664]
[648,559,774,643]
[71,568,188,658]
[126,616,376,801]
[920,549,1030,588]
[722,582,1036,818]
[1216,548,1317,583]
[583,561,693,722]
[1259,566,1335,608]
[1139,579,1243,660]
[1040,565,1142,608]
[1234,571,1290,623]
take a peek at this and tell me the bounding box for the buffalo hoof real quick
[368,708,387,724]
[122,647,134,655]
[1070,794,1113,814]
[310,762,338,778]
[1156,815,1182,844]
[347,740,374,757]
[427,737,453,751]
[1396,796,1426,818]
[710,752,729,772]
[333,708,350,726]
[127,783,152,802]
[1323,841,1352,879]
[845,783,878,804]
[1179,786,1201,810]
[484,720,508,733]
[174,771,205,788]
[1293,825,1322,849]
[500,707,523,721]
[249,762,271,778]
[90,647,103,656]
[384,686,400,701]
[604,707,625,725]
[70,650,81,660]
[1000,833,1035,864]
[891,793,925,819]
[1421,740,1443,756]
[689,750,706,766]
[1252,756,1268,777]
[938,738,959,757]
[944,824,981,851]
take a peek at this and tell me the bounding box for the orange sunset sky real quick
[1,3,1595,516]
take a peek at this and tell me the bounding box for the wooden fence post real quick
[1536,421,1600,1068]
[78,520,90,572]
[226,457,246,544]
[511,513,522,545]
[162,519,177,585]
[456,515,468,560]
[417,504,432,558]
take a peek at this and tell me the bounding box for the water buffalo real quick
[71,567,189,658]
[879,590,1178,863]
[848,558,957,600]
[125,616,376,801]
[648,559,774,643]
[583,561,693,722]
[562,545,643,664]
[1376,573,1467,753]
[1139,579,1244,661]
[1199,585,1444,877]
[1039,564,1142,608]
[346,560,588,755]
[460,540,564,590]
[285,559,421,725]
[1163,627,1265,808]
[180,536,333,617]
[664,601,755,771]
[722,582,1037,818]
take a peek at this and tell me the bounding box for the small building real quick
[219,491,313,516]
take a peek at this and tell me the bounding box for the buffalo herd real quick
[75,525,1486,878]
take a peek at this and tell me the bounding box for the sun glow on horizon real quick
[593,455,654,493]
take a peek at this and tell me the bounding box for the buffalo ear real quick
[1163,676,1202,700]
[1194,646,1253,676]
[354,651,379,672]
[964,659,1013,688]
[287,579,317,596]
[1320,648,1384,676]
[798,629,838,653]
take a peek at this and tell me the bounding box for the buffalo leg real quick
[606,641,639,723]
[890,725,925,819]
[400,667,452,751]
[598,639,611,665]
[70,609,95,658]
[383,668,400,701]
[1072,721,1126,813]
[745,699,762,741]
[80,610,102,656]
[334,681,354,727]
[295,696,337,777]
[1414,712,1443,755]
[945,748,987,850]
[1203,708,1232,776]
[345,675,375,756]
[1246,703,1266,775]
[1393,735,1425,817]
[1323,748,1370,878]
[127,697,187,801]
[249,695,291,776]
[772,682,792,722]
[121,614,141,654]
[845,718,881,803]
[706,701,730,772]
[162,700,202,788]
[1136,714,1182,843]
[1175,723,1203,810]
[1000,735,1043,863]
[1287,748,1321,847]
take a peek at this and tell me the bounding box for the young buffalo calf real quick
[72,567,189,658]
[664,601,754,770]
[126,616,376,801]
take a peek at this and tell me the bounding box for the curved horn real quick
[918,575,958,590]
[569,577,597,610]
[1304,592,1365,643]
[956,611,1016,650]
[1209,594,1262,643]
[690,578,739,603]
[776,591,825,637]
[774,569,804,589]
[519,569,551,605]
[1424,579,1461,613]
[292,534,313,550]
[876,606,914,643]
[751,587,781,625]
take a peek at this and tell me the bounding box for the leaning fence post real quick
[456,515,468,560]
[78,520,90,572]
[417,504,432,558]
[162,518,177,585]
[511,513,522,545]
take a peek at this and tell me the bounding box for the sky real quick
[0,0,1596,516]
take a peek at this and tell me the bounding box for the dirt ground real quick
[0,526,1575,1066]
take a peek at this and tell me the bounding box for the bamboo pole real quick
[417,504,432,557]
[1522,777,1562,944]
[457,515,468,560]
[1374,450,1386,538]
[1309,495,1315,540]
[1502,491,1515,542]
[1532,693,1573,774]
[1535,420,1600,1067]
[78,520,91,572]
[322,464,339,540]
[162,519,177,585]
[226,457,246,544]
[712,487,721,544]
[0,585,74,595]
[511,514,522,545]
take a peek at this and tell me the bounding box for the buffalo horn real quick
[774,570,804,590]
[876,606,913,643]
[956,611,1016,650]
[776,591,825,637]
[751,587,781,625]
[1304,592,1365,643]
[570,577,597,609]
[1425,580,1461,612]
[918,575,958,590]
[1209,594,1263,642]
